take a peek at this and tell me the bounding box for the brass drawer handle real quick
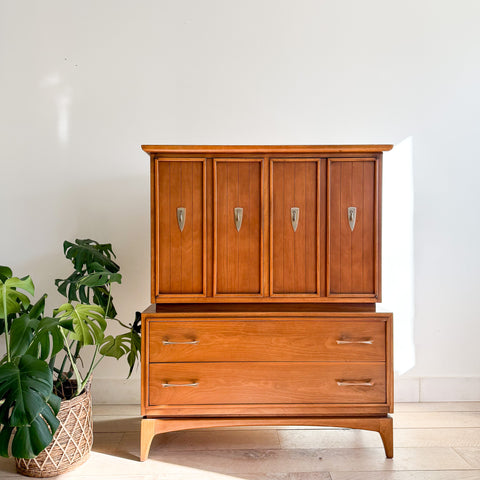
[336,380,374,387]
[162,339,199,345]
[162,382,199,388]
[336,338,374,345]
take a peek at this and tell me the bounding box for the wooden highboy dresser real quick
[140,145,394,460]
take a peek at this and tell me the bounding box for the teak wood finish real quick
[214,159,263,296]
[154,159,206,298]
[148,318,387,363]
[271,159,319,295]
[141,145,394,461]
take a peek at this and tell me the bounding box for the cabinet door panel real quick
[214,160,262,295]
[271,160,318,295]
[155,159,205,296]
[328,159,377,295]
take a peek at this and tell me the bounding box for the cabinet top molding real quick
[142,145,393,155]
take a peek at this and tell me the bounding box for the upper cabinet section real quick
[145,145,392,304]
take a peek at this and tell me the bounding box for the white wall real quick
[1,0,479,402]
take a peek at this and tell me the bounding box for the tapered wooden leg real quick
[378,415,394,458]
[140,418,157,461]
[139,415,394,460]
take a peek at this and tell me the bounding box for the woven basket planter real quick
[15,383,93,478]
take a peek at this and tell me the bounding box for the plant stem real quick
[81,345,100,392]
[92,352,106,371]
[80,286,112,391]
[112,318,130,329]
[104,286,112,321]
[54,338,75,385]
[49,355,56,371]
[2,284,10,363]
[55,349,69,383]
[72,340,81,366]
[60,328,84,396]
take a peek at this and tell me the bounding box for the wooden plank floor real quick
[1,403,480,479]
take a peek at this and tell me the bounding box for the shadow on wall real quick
[379,137,415,374]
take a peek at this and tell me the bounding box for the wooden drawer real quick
[148,319,386,363]
[148,362,386,405]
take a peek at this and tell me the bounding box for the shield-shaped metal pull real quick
[291,207,299,232]
[348,207,356,232]
[234,207,243,232]
[177,207,186,232]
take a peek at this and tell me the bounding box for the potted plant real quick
[51,239,140,396]
[0,267,71,461]
[1,239,140,477]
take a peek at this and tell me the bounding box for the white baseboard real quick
[394,377,421,402]
[90,376,480,404]
[92,377,141,404]
[395,376,480,402]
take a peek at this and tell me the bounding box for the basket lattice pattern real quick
[16,387,93,478]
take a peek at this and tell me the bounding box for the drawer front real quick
[148,319,386,363]
[149,362,386,405]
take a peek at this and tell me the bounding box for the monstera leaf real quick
[54,303,106,345]
[27,316,74,361]
[101,312,142,372]
[62,239,119,273]
[0,274,34,319]
[126,329,141,378]
[0,266,12,282]
[76,262,122,288]
[8,294,47,357]
[0,355,60,458]
[10,314,39,357]
[100,329,141,377]
[54,240,121,318]
[100,333,130,359]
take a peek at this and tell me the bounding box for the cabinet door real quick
[328,158,378,296]
[155,158,205,297]
[214,159,263,295]
[271,159,319,295]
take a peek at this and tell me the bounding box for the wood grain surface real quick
[148,318,386,363]
[271,159,318,295]
[149,362,386,405]
[143,145,393,154]
[328,158,377,296]
[214,160,262,295]
[155,159,205,296]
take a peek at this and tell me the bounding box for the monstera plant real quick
[0,239,140,463]
[0,267,73,458]
[52,239,141,397]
